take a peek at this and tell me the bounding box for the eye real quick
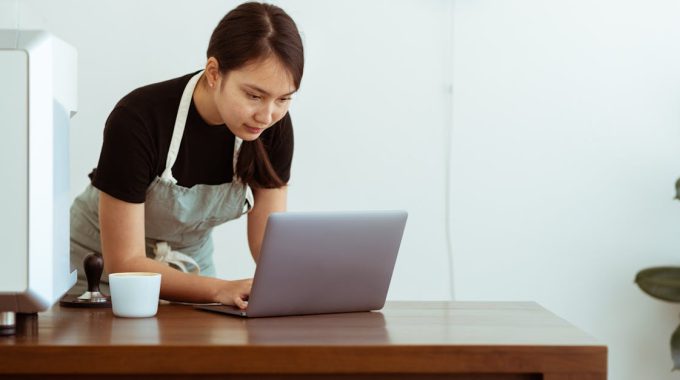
[246,92,261,100]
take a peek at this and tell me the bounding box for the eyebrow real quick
[242,84,297,97]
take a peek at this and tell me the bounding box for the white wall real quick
[3,0,680,378]
[0,0,453,300]
[450,1,680,379]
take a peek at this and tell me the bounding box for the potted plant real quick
[635,179,680,370]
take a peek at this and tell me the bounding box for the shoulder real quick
[103,71,201,137]
[114,71,199,118]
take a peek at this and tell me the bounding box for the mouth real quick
[245,125,264,134]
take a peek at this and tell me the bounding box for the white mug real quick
[109,272,161,318]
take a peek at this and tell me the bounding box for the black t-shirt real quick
[89,72,294,203]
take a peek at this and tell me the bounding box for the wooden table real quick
[0,301,606,379]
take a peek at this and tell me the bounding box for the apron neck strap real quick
[161,71,244,184]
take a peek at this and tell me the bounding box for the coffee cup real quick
[109,272,161,318]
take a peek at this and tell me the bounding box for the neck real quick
[193,74,223,126]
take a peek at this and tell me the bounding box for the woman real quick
[70,2,303,309]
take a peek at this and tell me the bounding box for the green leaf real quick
[635,267,680,302]
[672,323,680,370]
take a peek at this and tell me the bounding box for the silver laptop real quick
[195,210,407,318]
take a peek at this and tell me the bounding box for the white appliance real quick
[0,30,78,334]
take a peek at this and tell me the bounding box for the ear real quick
[204,57,221,89]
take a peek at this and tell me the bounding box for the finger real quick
[234,296,247,310]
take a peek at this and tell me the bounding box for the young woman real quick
[70,2,303,309]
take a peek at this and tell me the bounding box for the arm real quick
[98,191,251,308]
[247,186,288,263]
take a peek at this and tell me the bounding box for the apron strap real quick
[161,71,204,183]
[153,241,201,275]
[160,70,249,187]
[233,136,243,176]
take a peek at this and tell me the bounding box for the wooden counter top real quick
[0,301,607,379]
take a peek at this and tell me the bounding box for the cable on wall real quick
[13,0,18,47]
[444,0,456,301]
[13,0,21,47]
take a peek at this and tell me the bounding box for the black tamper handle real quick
[59,252,110,308]
[84,253,104,293]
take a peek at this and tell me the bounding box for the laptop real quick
[195,210,407,318]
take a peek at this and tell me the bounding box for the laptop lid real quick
[197,210,407,318]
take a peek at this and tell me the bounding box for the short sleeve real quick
[91,106,157,203]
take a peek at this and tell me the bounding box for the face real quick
[210,56,296,141]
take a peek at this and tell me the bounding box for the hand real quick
[215,278,253,309]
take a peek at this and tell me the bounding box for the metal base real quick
[0,311,16,336]
[59,291,111,308]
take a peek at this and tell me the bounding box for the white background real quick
[2,0,680,378]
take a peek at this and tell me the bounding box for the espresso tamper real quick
[59,252,111,308]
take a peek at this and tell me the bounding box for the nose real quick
[253,102,274,127]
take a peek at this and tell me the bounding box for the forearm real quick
[98,190,249,307]
[109,255,223,303]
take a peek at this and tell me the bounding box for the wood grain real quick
[0,301,607,379]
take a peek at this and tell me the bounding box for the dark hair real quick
[207,2,304,188]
